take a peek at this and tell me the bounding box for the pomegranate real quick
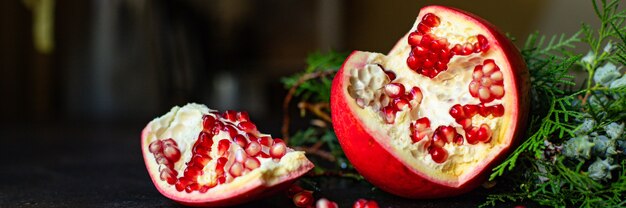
[141,103,314,206]
[331,5,529,198]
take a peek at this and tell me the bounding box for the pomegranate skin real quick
[330,5,529,198]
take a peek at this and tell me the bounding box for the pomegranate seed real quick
[259,136,274,146]
[457,118,472,129]
[490,71,504,83]
[244,157,260,170]
[238,121,257,134]
[156,156,172,168]
[490,85,505,99]
[463,104,479,117]
[162,138,177,147]
[381,106,397,124]
[316,198,338,208]
[392,98,410,111]
[412,45,428,56]
[202,115,215,130]
[441,126,456,142]
[211,122,223,135]
[199,185,213,193]
[222,110,237,122]
[354,198,380,208]
[406,86,423,104]
[163,145,181,162]
[235,149,247,163]
[185,183,200,193]
[463,43,474,55]
[222,124,238,138]
[451,44,463,55]
[417,23,430,34]
[477,34,489,52]
[477,124,492,143]
[407,56,419,69]
[432,134,446,147]
[473,42,481,53]
[478,103,490,117]
[421,13,440,27]
[287,184,304,198]
[384,83,405,98]
[217,176,226,184]
[149,140,163,154]
[233,134,248,148]
[293,191,314,208]
[160,168,177,185]
[407,31,422,46]
[465,127,480,145]
[175,177,191,192]
[245,140,261,157]
[384,71,396,81]
[216,157,228,170]
[192,154,211,167]
[236,111,250,122]
[449,104,465,119]
[492,104,505,117]
[423,58,434,68]
[192,143,209,157]
[229,162,244,177]
[197,131,213,146]
[453,134,464,145]
[217,139,230,156]
[183,166,202,178]
[429,146,448,163]
[415,117,431,129]
[270,139,287,159]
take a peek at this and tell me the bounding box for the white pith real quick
[344,8,518,183]
[142,103,311,195]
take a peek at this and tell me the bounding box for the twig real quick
[282,71,335,142]
[298,102,331,123]
[294,146,336,162]
[306,170,363,180]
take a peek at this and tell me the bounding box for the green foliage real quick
[281,51,348,102]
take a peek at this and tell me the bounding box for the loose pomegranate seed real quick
[244,157,260,170]
[270,139,287,159]
[429,146,448,163]
[316,198,338,208]
[353,198,380,208]
[238,121,257,134]
[218,139,230,156]
[222,110,237,122]
[149,140,162,154]
[236,111,250,122]
[384,83,405,98]
[202,115,215,130]
[233,134,248,148]
[293,191,314,208]
[381,106,397,124]
[245,140,262,157]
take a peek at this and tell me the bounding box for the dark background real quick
[0,0,600,207]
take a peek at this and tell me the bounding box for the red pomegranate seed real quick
[432,134,447,147]
[449,104,465,119]
[417,23,430,34]
[162,138,177,147]
[406,86,423,104]
[463,104,479,117]
[415,117,430,128]
[478,103,490,117]
[235,149,247,163]
[163,145,181,162]
[316,198,339,208]
[175,177,191,192]
[270,139,287,159]
[453,134,464,145]
[465,127,480,145]
[456,118,472,129]
[222,124,238,138]
[392,98,410,111]
[477,34,489,52]
[245,140,261,157]
[222,110,237,122]
[217,176,226,184]
[451,44,463,55]
[160,168,178,185]
[156,156,172,168]
[354,199,368,208]
[183,165,202,178]
[216,157,228,170]
[244,157,260,170]
[199,185,212,193]
[429,146,448,163]
[463,43,474,55]
[421,13,440,27]
[192,154,211,167]
[293,191,314,208]
[238,121,257,134]
[381,106,397,124]
[185,183,200,193]
[259,136,273,146]
[211,122,223,135]
[197,131,213,146]
[492,104,505,117]
[408,31,422,46]
[407,56,419,69]
[384,70,396,81]
[149,140,163,154]
[477,124,492,143]
[236,111,250,122]
[490,85,505,99]
[384,83,405,98]
[202,115,215,130]
[229,162,244,177]
[217,139,230,156]
[233,134,248,148]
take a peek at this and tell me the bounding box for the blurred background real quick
[0,0,599,132]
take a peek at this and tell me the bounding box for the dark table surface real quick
[0,121,529,208]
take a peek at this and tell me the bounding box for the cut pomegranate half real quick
[141,103,314,206]
[331,5,529,198]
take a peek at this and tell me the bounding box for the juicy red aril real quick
[236,111,250,122]
[218,139,230,156]
[463,104,479,117]
[465,127,479,145]
[385,70,396,81]
[381,106,397,124]
[175,177,191,192]
[238,121,257,134]
[160,168,178,185]
[217,176,226,184]
[233,134,248,148]
[469,59,505,102]
[353,199,380,208]
[293,191,314,208]
[422,13,440,27]
[406,86,423,104]
[415,117,430,128]
[222,125,238,138]
[244,157,260,170]
[149,140,162,154]
[185,183,200,193]
[392,98,410,110]
[449,104,465,119]
[270,138,287,159]
[384,83,405,98]
[408,32,422,46]
[202,115,216,130]
[245,141,262,156]
[222,110,237,122]
[478,103,490,117]
[429,146,448,163]
[163,145,181,162]
[476,34,489,52]
[453,134,464,145]
[432,125,456,147]
[477,124,492,143]
[229,162,244,177]
[492,104,505,116]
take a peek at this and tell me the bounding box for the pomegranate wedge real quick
[331,5,529,198]
[141,103,314,206]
